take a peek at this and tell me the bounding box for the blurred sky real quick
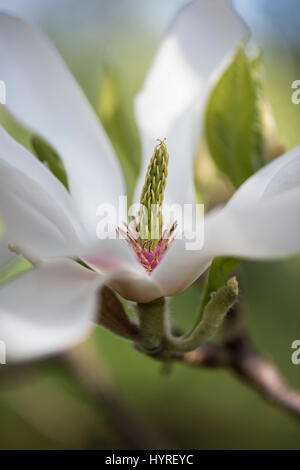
[236,0,300,50]
[0,0,298,92]
[0,0,188,35]
[0,0,299,49]
[1,0,299,153]
[1,0,299,80]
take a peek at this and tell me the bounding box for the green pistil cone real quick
[139,140,169,250]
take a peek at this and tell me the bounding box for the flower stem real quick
[136,297,167,354]
[165,277,239,354]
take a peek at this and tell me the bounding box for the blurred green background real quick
[0,0,299,450]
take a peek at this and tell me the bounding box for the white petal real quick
[153,149,300,296]
[0,256,163,362]
[151,210,217,297]
[217,191,300,259]
[0,12,125,230]
[227,146,300,208]
[0,259,104,362]
[0,126,83,259]
[216,147,300,258]
[109,269,162,303]
[134,0,247,206]
[81,238,162,303]
[0,123,163,303]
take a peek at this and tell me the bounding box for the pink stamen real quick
[118,220,177,275]
[135,241,167,274]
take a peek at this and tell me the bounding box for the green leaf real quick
[201,257,240,308]
[249,51,268,170]
[205,46,263,187]
[0,258,32,286]
[192,257,240,330]
[31,135,69,190]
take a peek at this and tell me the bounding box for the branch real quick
[179,304,300,420]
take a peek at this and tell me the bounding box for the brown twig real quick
[1,294,299,441]
[180,304,300,420]
[97,287,300,421]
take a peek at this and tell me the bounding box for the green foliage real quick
[31,135,69,190]
[174,257,239,340]
[166,277,239,353]
[0,258,32,286]
[250,51,268,170]
[205,47,264,187]
[194,257,240,328]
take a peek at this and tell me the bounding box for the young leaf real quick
[31,134,69,190]
[201,257,240,309]
[205,47,262,187]
[165,277,239,353]
[192,256,240,331]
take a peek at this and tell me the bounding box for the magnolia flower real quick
[0,1,299,361]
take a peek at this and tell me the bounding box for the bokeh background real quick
[0,0,299,449]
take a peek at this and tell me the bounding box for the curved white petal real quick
[109,269,162,303]
[0,259,104,362]
[227,146,300,208]
[216,147,300,258]
[0,12,125,231]
[0,255,163,362]
[151,210,216,297]
[0,126,84,259]
[216,146,300,258]
[81,238,162,303]
[153,149,300,296]
[218,188,300,259]
[0,123,162,302]
[134,0,248,206]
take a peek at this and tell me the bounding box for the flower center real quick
[119,139,177,274]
